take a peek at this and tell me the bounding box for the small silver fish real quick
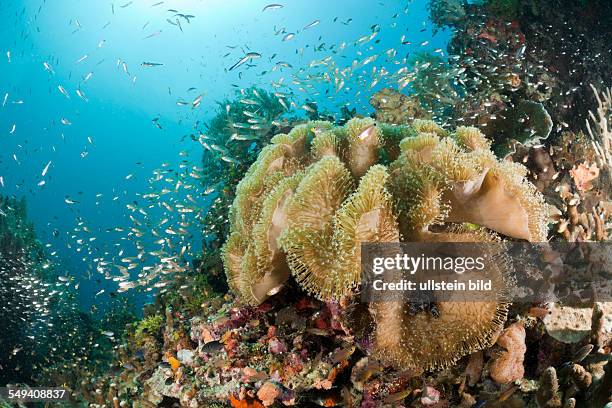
[58,85,70,98]
[76,89,88,101]
[262,3,283,12]
[228,52,261,71]
[142,61,164,67]
[41,161,52,177]
[303,19,320,30]
[571,344,594,363]
[43,61,54,73]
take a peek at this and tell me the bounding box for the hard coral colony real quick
[223,117,549,371]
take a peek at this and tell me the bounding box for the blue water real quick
[0,0,450,310]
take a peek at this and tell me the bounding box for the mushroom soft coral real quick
[412,118,448,137]
[230,143,292,237]
[246,173,305,304]
[222,124,319,305]
[224,172,303,305]
[454,126,492,151]
[281,161,398,300]
[222,117,549,374]
[443,166,548,241]
[280,156,354,299]
[344,117,382,178]
[391,128,549,241]
[370,228,511,371]
[224,117,548,310]
[371,298,508,371]
[221,232,246,295]
[311,129,342,160]
[333,164,400,292]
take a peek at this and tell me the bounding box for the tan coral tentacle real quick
[281,156,354,299]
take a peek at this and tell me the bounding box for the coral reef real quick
[426,0,612,148]
[515,130,612,242]
[586,85,612,170]
[81,109,611,404]
[73,2,612,406]
[134,314,164,345]
[81,285,612,407]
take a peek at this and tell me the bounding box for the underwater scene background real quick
[0,0,611,407]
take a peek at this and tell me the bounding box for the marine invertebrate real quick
[198,87,291,292]
[388,124,549,241]
[369,88,430,125]
[489,322,526,384]
[282,160,398,299]
[224,118,401,304]
[517,130,611,242]
[536,367,562,408]
[368,227,511,371]
[224,119,548,372]
[586,85,612,169]
[489,100,553,155]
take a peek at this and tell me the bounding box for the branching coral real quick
[223,119,548,370]
[586,85,612,169]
